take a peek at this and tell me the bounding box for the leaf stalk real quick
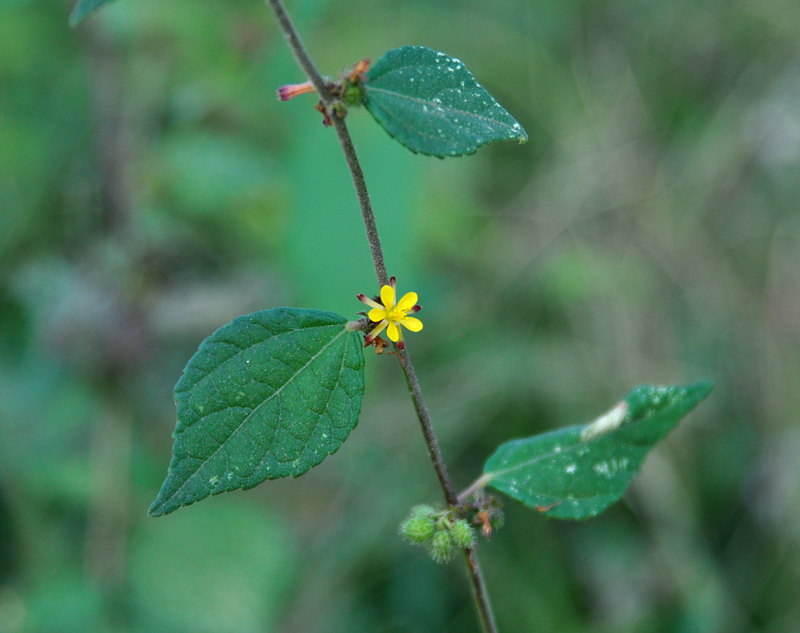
[457,473,494,504]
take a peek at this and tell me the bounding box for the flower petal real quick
[365,319,388,342]
[367,308,387,323]
[396,292,418,312]
[399,316,423,332]
[357,294,383,310]
[380,284,396,309]
[386,322,401,342]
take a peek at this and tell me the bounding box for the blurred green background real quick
[2,0,799,631]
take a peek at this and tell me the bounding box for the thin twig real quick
[264,1,497,631]
[330,117,389,286]
[464,547,498,633]
[264,0,388,284]
[398,346,458,505]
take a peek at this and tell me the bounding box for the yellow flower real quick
[357,277,423,349]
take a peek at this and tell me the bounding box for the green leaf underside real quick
[149,308,365,516]
[483,382,713,520]
[364,46,527,157]
[69,0,114,27]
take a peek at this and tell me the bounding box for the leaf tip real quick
[147,483,185,517]
[147,496,168,517]
[68,0,95,27]
[69,0,117,28]
[689,380,715,400]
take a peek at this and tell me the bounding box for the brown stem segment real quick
[398,345,458,505]
[464,547,499,633]
[265,1,497,631]
[331,117,389,286]
[265,0,388,285]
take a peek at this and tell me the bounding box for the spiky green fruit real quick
[342,81,366,107]
[450,519,475,549]
[401,514,436,544]
[428,529,455,564]
[409,504,436,518]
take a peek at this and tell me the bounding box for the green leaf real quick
[149,308,365,517]
[69,0,115,27]
[483,382,713,520]
[363,46,528,157]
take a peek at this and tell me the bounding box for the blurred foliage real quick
[1,0,799,632]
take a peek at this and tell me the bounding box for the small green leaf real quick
[149,308,365,517]
[363,46,527,157]
[483,382,713,520]
[69,0,115,27]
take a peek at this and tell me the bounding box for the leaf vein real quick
[164,327,349,505]
[179,322,343,394]
[367,86,521,135]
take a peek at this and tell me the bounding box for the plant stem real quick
[464,548,498,633]
[398,345,458,505]
[264,0,388,285]
[330,118,389,286]
[265,1,497,631]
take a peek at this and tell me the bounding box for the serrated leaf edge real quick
[149,323,354,516]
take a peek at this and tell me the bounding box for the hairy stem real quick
[265,1,497,631]
[330,117,389,286]
[264,0,388,284]
[398,346,458,505]
[464,548,498,633]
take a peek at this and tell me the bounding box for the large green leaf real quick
[149,308,365,516]
[69,0,115,27]
[483,382,713,520]
[363,46,527,157]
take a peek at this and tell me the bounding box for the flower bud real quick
[277,81,316,101]
[489,510,505,531]
[342,82,366,107]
